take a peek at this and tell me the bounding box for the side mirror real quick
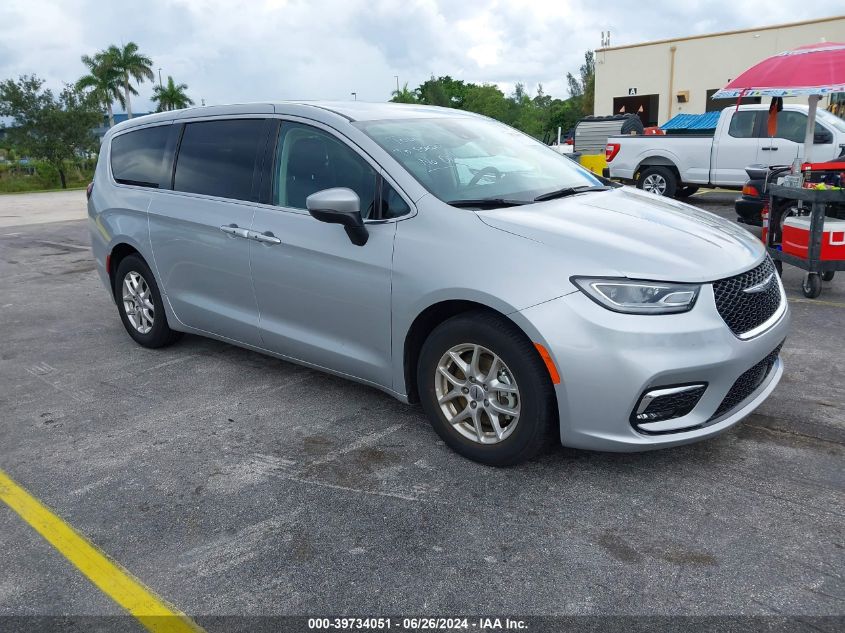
[306,188,369,246]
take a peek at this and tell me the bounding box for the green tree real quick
[76,51,124,128]
[104,42,154,119]
[415,76,470,108]
[151,75,194,112]
[549,98,582,137]
[566,50,595,116]
[0,75,101,188]
[462,84,509,121]
[390,82,417,104]
[417,76,450,107]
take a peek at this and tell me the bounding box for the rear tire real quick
[637,166,677,197]
[417,311,557,466]
[114,254,182,348]
[822,271,835,282]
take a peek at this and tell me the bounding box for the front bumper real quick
[514,279,790,452]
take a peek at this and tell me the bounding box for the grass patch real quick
[0,186,87,195]
[0,161,95,193]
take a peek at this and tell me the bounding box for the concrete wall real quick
[594,16,845,125]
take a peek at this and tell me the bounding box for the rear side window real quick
[111,125,175,188]
[174,119,267,201]
[728,111,759,138]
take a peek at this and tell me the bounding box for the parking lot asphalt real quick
[0,191,843,629]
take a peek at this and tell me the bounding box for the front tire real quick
[637,166,677,197]
[417,311,557,466]
[114,254,181,348]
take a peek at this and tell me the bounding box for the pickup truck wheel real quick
[675,185,699,199]
[637,166,677,197]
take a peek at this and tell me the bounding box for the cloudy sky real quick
[1,0,843,112]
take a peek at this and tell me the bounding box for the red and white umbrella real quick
[712,42,845,158]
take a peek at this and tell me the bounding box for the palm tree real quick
[76,52,124,128]
[104,42,154,119]
[390,83,417,104]
[151,76,194,112]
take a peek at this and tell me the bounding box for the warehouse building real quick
[594,15,845,127]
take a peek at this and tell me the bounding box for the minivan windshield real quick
[356,116,602,206]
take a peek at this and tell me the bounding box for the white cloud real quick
[0,0,842,112]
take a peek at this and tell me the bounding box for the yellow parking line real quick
[0,468,204,633]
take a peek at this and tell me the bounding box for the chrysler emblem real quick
[742,273,775,294]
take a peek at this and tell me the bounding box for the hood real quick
[477,186,764,283]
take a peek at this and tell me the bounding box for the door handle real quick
[220,224,250,238]
[761,147,779,151]
[249,230,282,245]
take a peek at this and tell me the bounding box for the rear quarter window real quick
[110,125,176,188]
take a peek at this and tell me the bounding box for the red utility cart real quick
[766,179,845,298]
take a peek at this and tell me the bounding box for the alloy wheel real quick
[122,271,154,334]
[642,173,667,195]
[434,343,521,444]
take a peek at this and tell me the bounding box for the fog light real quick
[631,383,707,428]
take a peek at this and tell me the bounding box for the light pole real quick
[351,92,357,101]
[158,68,162,88]
[394,75,399,92]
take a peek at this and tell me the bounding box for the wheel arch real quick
[635,157,681,181]
[402,299,551,404]
[107,243,145,297]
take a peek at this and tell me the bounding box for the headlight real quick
[571,277,700,314]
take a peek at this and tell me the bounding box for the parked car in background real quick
[735,164,791,226]
[605,104,845,197]
[89,102,789,466]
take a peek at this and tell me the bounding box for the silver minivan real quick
[89,102,789,465]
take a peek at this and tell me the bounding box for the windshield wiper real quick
[533,185,610,202]
[446,198,529,209]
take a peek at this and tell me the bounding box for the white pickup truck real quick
[605,104,845,198]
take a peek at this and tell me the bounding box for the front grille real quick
[713,257,781,337]
[631,385,706,427]
[709,342,783,421]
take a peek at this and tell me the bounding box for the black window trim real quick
[267,115,415,223]
[256,119,282,205]
[170,122,185,191]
